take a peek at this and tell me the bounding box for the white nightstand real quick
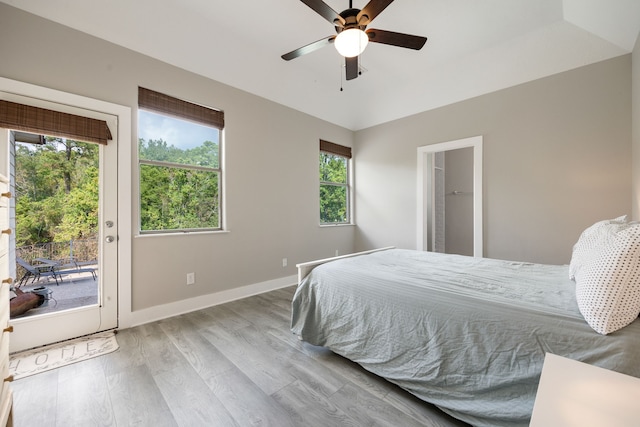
[530,353,640,427]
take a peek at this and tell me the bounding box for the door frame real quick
[417,135,483,256]
[0,77,133,348]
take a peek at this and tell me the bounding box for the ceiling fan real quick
[281,0,428,81]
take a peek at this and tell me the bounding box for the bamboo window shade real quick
[138,87,224,129]
[0,100,112,145]
[320,140,352,158]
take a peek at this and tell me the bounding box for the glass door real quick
[3,96,118,353]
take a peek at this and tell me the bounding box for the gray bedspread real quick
[290,249,640,427]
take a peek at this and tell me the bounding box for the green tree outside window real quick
[320,152,349,224]
[15,138,98,246]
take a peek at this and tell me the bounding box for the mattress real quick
[291,249,640,426]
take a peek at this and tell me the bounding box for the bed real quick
[291,246,640,427]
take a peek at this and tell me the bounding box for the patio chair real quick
[16,257,61,286]
[55,257,97,280]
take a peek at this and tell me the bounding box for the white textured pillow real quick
[574,223,640,334]
[569,215,627,281]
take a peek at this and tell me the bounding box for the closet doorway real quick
[417,136,483,257]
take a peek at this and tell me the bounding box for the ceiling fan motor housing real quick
[335,8,367,33]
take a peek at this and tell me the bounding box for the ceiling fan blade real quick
[300,0,345,26]
[345,56,359,81]
[281,35,336,61]
[366,29,427,50]
[357,0,394,25]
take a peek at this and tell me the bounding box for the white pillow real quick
[569,215,627,281]
[574,222,640,334]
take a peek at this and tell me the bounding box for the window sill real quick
[135,229,230,238]
[319,223,356,228]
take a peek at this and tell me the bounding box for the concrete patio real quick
[12,269,99,319]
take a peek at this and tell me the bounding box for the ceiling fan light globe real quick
[334,28,368,57]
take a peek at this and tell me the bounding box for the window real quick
[138,88,224,233]
[319,140,351,224]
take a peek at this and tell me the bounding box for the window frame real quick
[319,140,352,226]
[137,88,224,234]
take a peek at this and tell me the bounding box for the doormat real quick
[8,330,119,380]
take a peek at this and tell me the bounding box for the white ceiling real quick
[3,0,639,130]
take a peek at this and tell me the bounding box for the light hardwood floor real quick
[11,286,469,426]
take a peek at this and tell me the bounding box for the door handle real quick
[105,235,115,243]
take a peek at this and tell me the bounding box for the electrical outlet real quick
[335,249,339,256]
[282,258,288,268]
[186,272,195,285]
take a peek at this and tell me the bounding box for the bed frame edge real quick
[295,246,396,284]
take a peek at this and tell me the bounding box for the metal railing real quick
[16,239,98,278]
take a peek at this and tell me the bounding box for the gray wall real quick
[355,55,632,265]
[633,32,640,220]
[0,4,355,311]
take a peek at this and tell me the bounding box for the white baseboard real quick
[127,274,297,328]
